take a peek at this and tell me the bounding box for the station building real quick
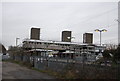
[22,39,105,62]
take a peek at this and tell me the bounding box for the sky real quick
[1,0,119,49]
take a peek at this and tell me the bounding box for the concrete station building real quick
[21,28,106,62]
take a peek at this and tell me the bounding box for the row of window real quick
[76,54,93,57]
[24,41,71,47]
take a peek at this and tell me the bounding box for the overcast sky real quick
[1,1,118,49]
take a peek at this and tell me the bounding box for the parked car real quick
[1,53,10,60]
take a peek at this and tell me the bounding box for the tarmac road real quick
[2,62,55,79]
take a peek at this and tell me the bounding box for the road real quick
[2,62,55,79]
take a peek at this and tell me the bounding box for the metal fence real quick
[10,53,120,79]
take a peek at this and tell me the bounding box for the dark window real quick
[76,55,78,56]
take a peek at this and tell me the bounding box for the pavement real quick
[2,62,55,79]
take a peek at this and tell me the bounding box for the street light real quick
[94,29,107,46]
[67,37,75,42]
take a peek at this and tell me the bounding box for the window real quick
[76,55,78,57]
[37,42,39,44]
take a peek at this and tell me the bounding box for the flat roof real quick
[23,39,90,46]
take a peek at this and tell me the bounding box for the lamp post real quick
[67,37,75,50]
[95,29,107,66]
[116,19,120,45]
[67,37,75,42]
[94,29,107,46]
[16,38,20,46]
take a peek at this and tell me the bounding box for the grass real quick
[31,67,63,79]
